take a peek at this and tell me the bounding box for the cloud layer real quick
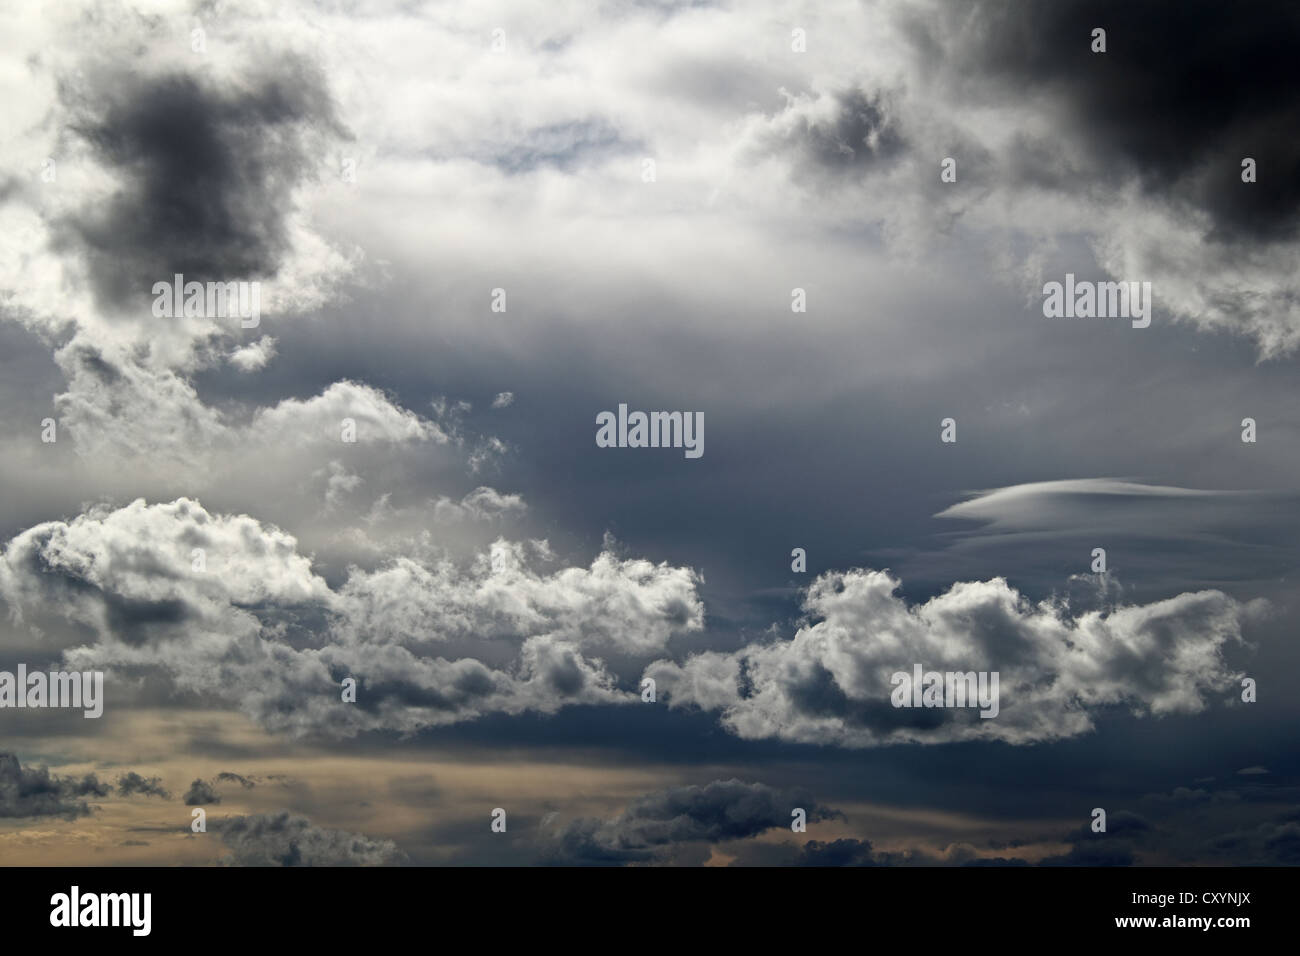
[649,568,1250,746]
[0,497,704,737]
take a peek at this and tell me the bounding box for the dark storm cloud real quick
[183,778,219,806]
[924,0,1300,241]
[545,778,840,864]
[0,753,108,819]
[216,811,405,866]
[116,772,171,799]
[60,57,346,309]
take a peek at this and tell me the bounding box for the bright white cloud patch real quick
[0,497,704,736]
[647,569,1250,747]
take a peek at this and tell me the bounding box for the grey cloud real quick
[1038,841,1136,867]
[768,87,907,179]
[184,779,219,806]
[1039,810,1151,866]
[925,0,1300,243]
[888,0,1300,355]
[803,89,905,171]
[215,772,256,789]
[216,810,404,866]
[116,772,171,799]
[62,58,346,311]
[794,837,879,867]
[0,753,108,820]
[544,779,840,864]
[727,836,1033,867]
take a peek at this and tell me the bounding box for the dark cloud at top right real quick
[921,0,1300,242]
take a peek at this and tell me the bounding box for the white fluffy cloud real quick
[0,497,704,736]
[647,568,1252,747]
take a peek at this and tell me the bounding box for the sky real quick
[0,0,1298,867]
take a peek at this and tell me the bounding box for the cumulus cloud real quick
[0,497,332,640]
[227,336,278,372]
[0,497,704,737]
[216,811,404,866]
[247,380,442,447]
[647,568,1249,747]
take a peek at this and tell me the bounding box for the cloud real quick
[793,838,880,867]
[246,380,442,447]
[1039,811,1153,866]
[935,479,1255,536]
[768,87,907,177]
[925,0,1300,244]
[215,772,256,789]
[491,391,514,409]
[48,338,442,479]
[0,497,704,737]
[446,487,527,522]
[227,336,278,372]
[60,57,347,312]
[729,836,1029,867]
[543,779,840,864]
[0,753,108,819]
[116,772,170,799]
[216,811,404,866]
[0,497,332,642]
[184,779,219,806]
[647,568,1249,747]
[892,0,1300,356]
